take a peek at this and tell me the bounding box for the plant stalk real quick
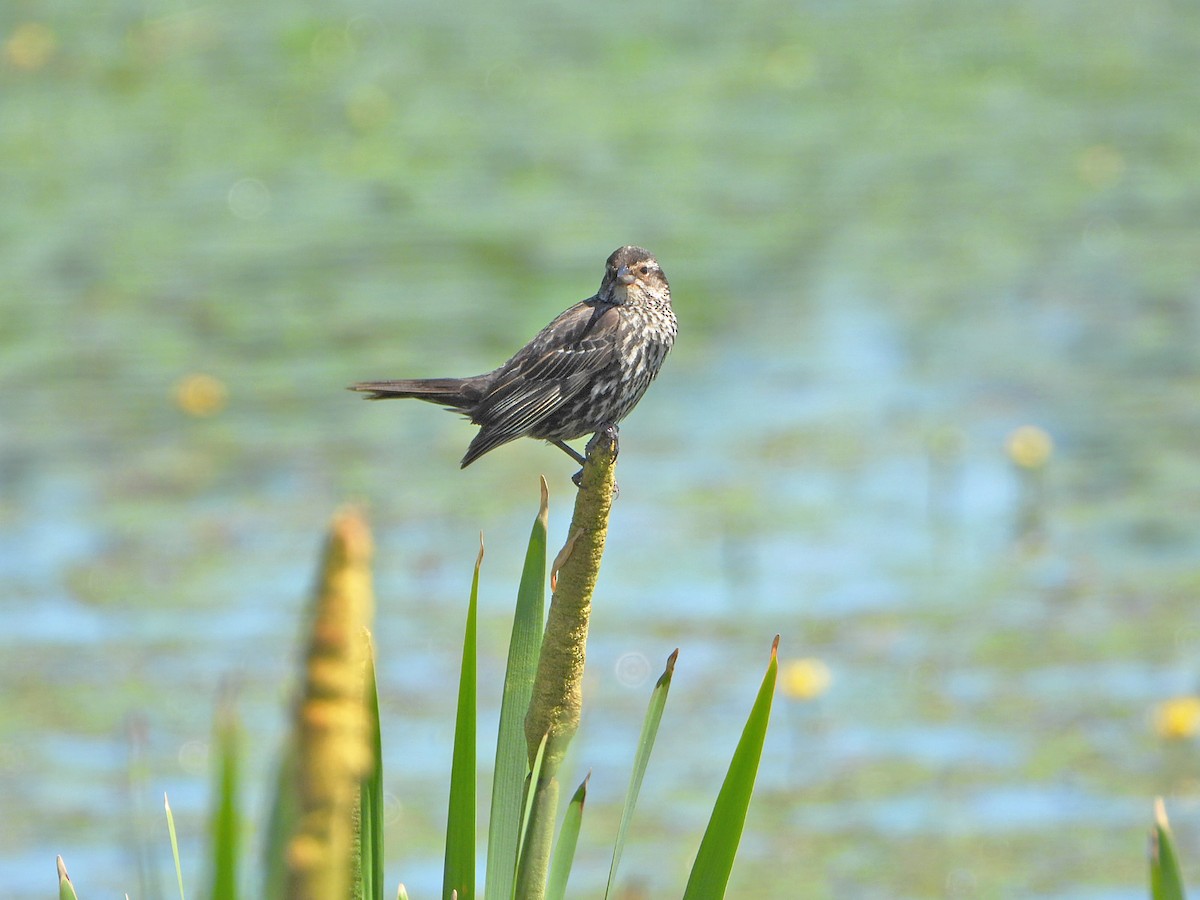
[518,428,618,898]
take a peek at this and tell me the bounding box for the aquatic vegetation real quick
[53,441,777,898]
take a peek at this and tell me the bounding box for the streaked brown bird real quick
[351,245,677,471]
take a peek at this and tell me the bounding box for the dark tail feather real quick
[349,377,477,408]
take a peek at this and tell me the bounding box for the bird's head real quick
[601,245,669,306]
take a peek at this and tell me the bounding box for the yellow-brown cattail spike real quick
[286,507,376,900]
[518,427,618,899]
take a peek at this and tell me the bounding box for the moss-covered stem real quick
[518,428,618,898]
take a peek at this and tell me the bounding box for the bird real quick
[351,245,676,473]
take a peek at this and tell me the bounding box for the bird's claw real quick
[571,424,621,495]
[585,423,620,460]
[562,425,620,489]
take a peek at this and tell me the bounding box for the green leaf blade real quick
[208,693,240,900]
[605,649,678,899]
[514,733,550,899]
[1151,798,1188,900]
[444,542,484,900]
[683,636,779,900]
[165,793,187,900]
[546,773,590,900]
[485,481,549,900]
[57,856,79,900]
[358,633,385,900]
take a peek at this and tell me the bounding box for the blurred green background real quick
[3,0,1200,896]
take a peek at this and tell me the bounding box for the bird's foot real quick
[562,425,620,490]
[586,423,619,460]
[576,424,620,496]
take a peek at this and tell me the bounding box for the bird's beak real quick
[616,265,636,285]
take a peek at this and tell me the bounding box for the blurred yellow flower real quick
[4,23,57,71]
[1154,696,1200,741]
[780,658,832,701]
[1006,425,1053,469]
[174,373,228,417]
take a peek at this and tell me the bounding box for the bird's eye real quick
[639,265,650,275]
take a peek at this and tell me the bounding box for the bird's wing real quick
[462,303,618,462]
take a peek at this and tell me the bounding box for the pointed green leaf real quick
[1151,798,1187,900]
[57,856,79,900]
[357,632,385,900]
[605,649,678,898]
[546,773,590,900]
[513,731,549,896]
[444,541,483,900]
[164,793,186,900]
[485,480,549,900]
[208,691,240,900]
[683,636,779,900]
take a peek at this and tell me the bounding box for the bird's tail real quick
[349,377,481,409]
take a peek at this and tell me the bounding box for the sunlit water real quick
[3,1,1200,896]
